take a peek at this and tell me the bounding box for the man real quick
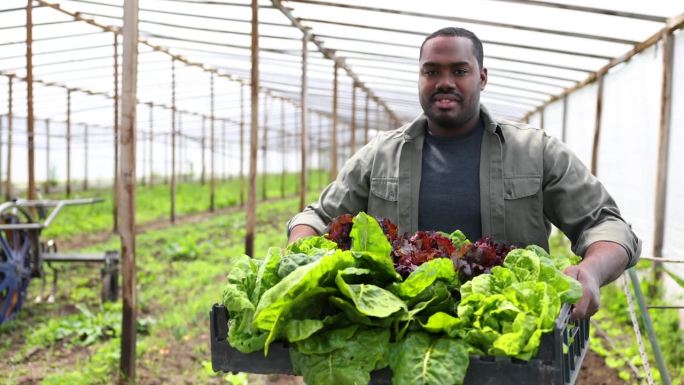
[286,27,641,320]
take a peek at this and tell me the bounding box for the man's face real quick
[419,36,487,130]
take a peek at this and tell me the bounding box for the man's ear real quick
[480,67,488,90]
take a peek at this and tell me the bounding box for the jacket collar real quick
[402,103,504,142]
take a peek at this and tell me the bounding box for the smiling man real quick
[286,27,641,320]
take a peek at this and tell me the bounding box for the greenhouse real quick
[0,1,683,384]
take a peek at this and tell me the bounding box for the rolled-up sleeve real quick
[286,137,378,237]
[541,134,642,268]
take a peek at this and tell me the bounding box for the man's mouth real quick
[433,94,459,109]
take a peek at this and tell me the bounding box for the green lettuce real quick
[389,332,469,385]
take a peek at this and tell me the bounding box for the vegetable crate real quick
[210,302,589,385]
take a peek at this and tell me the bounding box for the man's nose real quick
[435,73,455,90]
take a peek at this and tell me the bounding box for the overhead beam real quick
[488,0,668,22]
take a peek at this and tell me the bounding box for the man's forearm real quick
[581,241,630,286]
[287,224,319,244]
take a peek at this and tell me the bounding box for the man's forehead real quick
[420,36,476,64]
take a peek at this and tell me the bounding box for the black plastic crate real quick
[210,303,589,385]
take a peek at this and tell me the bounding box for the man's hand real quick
[564,264,600,319]
[563,241,630,320]
[287,224,319,244]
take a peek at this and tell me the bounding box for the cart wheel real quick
[0,202,38,324]
[101,251,119,302]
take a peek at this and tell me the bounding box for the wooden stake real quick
[66,89,72,197]
[26,0,36,201]
[280,98,286,199]
[364,92,369,145]
[83,124,88,191]
[245,0,259,257]
[331,62,338,182]
[148,103,153,185]
[44,119,49,193]
[113,32,120,233]
[239,83,245,207]
[210,73,216,211]
[652,32,674,287]
[221,120,226,182]
[350,82,356,155]
[5,76,13,201]
[201,116,206,185]
[300,31,309,211]
[261,93,268,201]
[118,0,139,381]
[170,59,176,223]
[590,72,604,176]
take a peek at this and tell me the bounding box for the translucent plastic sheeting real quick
[564,83,598,168]
[596,44,663,258]
[542,98,563,140]
[663,29,684,300]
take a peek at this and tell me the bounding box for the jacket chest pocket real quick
[503,176,543,243]
[368,177,398,219]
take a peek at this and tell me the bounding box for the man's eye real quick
[423,70,437,76]
[454,69,468,76]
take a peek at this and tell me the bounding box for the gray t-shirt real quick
[418,120,484,240]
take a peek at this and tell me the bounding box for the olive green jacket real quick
[287,105,641,267]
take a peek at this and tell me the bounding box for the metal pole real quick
[261,93,268,201]
[652,31,674,289]
[590,73,604,176]
[627,268,672,385]
[0,116,3,194]
[201,116,206,185]
[364,92,369,145]
[113,32,120,233]
[246,0,259,257]
[300,31,309,211]
[5,76,13,201]
[350,82,356,155]
[170,58,176,223]
[293,103,300,196]
[331,61,338,182]
[239,82,245,207]
[26,0,36,201]
[280,98,285,199]
[140,119,146,186]
[178,112,182,183]
[119,0,139,381]
[44,119,49,193]
[148,103,153,185]
[66,89,72,197]
[210,72,216,212]
[83,124,88,191]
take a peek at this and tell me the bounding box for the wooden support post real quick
[44,119,49,194]
[561,95,568,143]
[66,89,72,197]
[318,113,323,190]
[652,31,674,289]
[113,32,120,233]
[245,0,259,257]
[83,124,88,191]
[5,76,13,201]
[170,58,176,223]
[590,73,605,176]
[331,62,338,182]
[0,116,3,194]
[118,0,139,382]
[539,107,545,131]
[210,73,216,212]
[364,93,369,145]
[26,0,36,201]
[350,82,356,155]
[201,116,206,185]
[280,98,286,199]
[300,31,309,211]
[221,120,226,182]
[178,112,182,182]
[148,103,153,185]
[261,93,268,201]
[239,83,245,207]
[141,120,146,186]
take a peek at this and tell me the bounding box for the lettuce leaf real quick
[389,332,469,385]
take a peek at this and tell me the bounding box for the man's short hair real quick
[419,27,484,70]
